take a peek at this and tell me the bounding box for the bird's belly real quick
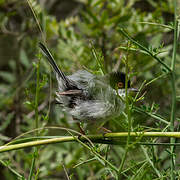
[56,87,125,122]
[69,99,124,122]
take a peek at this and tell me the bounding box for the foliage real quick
[0,0,179,179]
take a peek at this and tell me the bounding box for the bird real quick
[39,42,137,133]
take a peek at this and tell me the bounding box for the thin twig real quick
[62,163,70,180]
[138,22,173,30]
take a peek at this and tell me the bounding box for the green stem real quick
[26,0,45,42]
[0,160,24,179]
[138,22,173,30]
[28,59,40,180]
[35,60,40,134]
[28,152,36,180]
[70,131,119,173]
[170,73,176,179]
[118,28,171,72]
[171,3,178,71]
[118,43,131,175]
[170,0,178,179]
[134,107,169,125]
[2,132,180,153]
[141,146,161,177]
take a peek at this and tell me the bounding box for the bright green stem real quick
[2,132,180,153]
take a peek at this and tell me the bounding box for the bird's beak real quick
[128,88,139,96]
[116,88,139,97]
[128,88,139,93]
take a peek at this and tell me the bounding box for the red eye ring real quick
[117,82,124,88]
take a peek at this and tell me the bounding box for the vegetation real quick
[0,0,179,179]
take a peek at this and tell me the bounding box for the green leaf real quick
[20,49,30,68]
[24,100,34,110]
[0,71,15,83]
[0,0,5,5]
[0,112,14,131]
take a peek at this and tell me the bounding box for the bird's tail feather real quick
[39,42,69,84]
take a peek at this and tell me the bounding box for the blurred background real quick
[0,0,180,179]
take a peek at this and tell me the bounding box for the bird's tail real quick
[39,42,69,84]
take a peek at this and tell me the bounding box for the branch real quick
[118,28,172,72]
[1,132,180,153]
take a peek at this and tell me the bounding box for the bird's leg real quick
[99,126,112,133]
[97,122,112,134]
[73,117,86,135]
[77,122,86,135]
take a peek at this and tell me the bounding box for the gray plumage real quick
[39,43,125,124]
[56,70,125,122]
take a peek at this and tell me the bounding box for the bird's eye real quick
[117,82,124,88]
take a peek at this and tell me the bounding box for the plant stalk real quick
[170,0,178,179]
[28,59,40,180]
[1,132,180,153]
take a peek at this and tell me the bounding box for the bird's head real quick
[109,72,138,97]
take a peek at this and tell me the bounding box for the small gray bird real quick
[39,43,136,131]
